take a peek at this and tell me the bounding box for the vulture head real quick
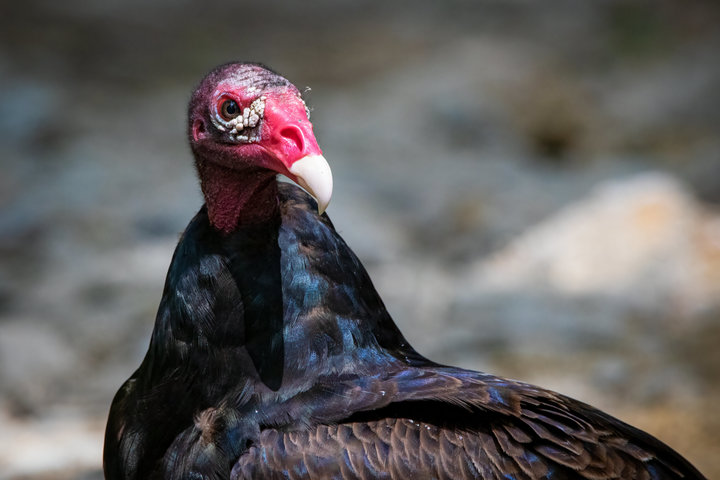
[187,62,332,231]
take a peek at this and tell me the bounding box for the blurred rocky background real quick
[1,0,719,478]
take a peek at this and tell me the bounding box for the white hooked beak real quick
[288,154,333,214]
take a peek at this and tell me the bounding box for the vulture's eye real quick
[220,100,240,120]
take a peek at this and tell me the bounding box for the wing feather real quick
[228,366,704,479]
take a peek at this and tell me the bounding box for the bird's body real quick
[104,63,706,479]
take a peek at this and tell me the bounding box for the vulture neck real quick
[197,160,280,233]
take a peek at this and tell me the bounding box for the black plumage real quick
[104,63,706,479]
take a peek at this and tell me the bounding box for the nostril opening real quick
[279,125,305,153]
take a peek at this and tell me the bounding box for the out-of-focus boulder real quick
[472,172,720,314]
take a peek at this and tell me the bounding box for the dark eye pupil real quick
[222,100,239,118]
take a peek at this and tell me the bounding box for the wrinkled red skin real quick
[189,83,322,233]
[262,92,322,172]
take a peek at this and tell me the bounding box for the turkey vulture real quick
[103,62,706,480]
